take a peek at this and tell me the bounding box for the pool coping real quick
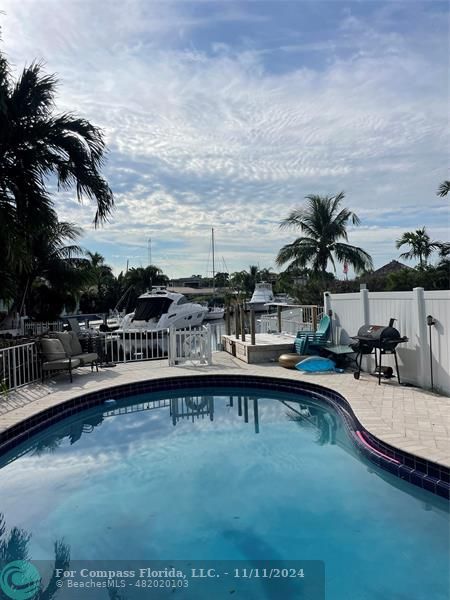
[0,373,448,499]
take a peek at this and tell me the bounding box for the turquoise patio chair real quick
[296,314,331,353]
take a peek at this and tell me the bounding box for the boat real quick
[247,282,275,312]
[204,306,225,321]
[118,287,208,332]
[203,227,225,321]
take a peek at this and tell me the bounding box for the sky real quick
[2,0,449,278]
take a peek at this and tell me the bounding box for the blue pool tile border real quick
[0,374,448,499]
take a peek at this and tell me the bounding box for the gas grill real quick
[349,318,408,384]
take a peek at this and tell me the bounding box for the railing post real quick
[277,305,282,333]
[12,348,17,390]
[168,327,173,365]
[312,306,318,331]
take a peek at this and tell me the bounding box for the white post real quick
[413,287,428,389]
[360,288,370,325]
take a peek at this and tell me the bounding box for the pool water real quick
[0,388,448,599]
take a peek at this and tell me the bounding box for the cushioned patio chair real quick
[39,338,81,383]
[52,331,99,372]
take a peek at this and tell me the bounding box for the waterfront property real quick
[0,291,448,599]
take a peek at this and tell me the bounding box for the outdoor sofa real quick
[40,331,99,382]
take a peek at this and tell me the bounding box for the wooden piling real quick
[250,309,256,345]
[225,308,231,336]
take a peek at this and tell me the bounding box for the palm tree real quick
[23,218,91,318]
[0,50,114,315]
[437,181,450,197]
[0,56,114,226]
[276,193,372,279]
[396,227,443,268]
[85,251,114,292]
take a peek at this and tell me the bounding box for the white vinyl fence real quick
[325,287,450,395]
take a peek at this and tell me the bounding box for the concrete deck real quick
[0,352,449,467]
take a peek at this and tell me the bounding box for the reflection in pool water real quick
[0,388,448,600]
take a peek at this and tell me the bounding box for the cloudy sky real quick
[2,0,449,278]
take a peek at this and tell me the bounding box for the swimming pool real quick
[0,381,448,599]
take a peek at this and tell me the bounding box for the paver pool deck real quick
[0,351,449,467]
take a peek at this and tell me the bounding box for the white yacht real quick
[247,282,275,312]
[118,287,208,332]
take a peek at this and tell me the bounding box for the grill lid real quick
[354,324,401,342]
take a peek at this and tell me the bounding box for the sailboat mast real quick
[212,227,215,293]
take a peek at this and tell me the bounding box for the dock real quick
[222,333,295,364]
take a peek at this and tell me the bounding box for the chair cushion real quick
[40,338,66,361]
[43,358,81,370]
[69,331,83,355]
[53,332,73,356]
[73,352,98,366]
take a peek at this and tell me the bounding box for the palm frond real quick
[333,242,374,274]
[11,62,56,118]
[276,237,317,268]
[437,180,450,197]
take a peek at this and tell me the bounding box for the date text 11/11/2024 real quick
[192,568,306,578]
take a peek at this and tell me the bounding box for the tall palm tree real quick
[0,50,114,314]
[395,227,442,268]
[276,193,372,278]
[0,56,114,226]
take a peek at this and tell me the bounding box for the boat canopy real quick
[133,297,173,321]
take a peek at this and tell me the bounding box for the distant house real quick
[170,275,205,289]
[372,260,412,276]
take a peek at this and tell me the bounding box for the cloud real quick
[1,1,448,276]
